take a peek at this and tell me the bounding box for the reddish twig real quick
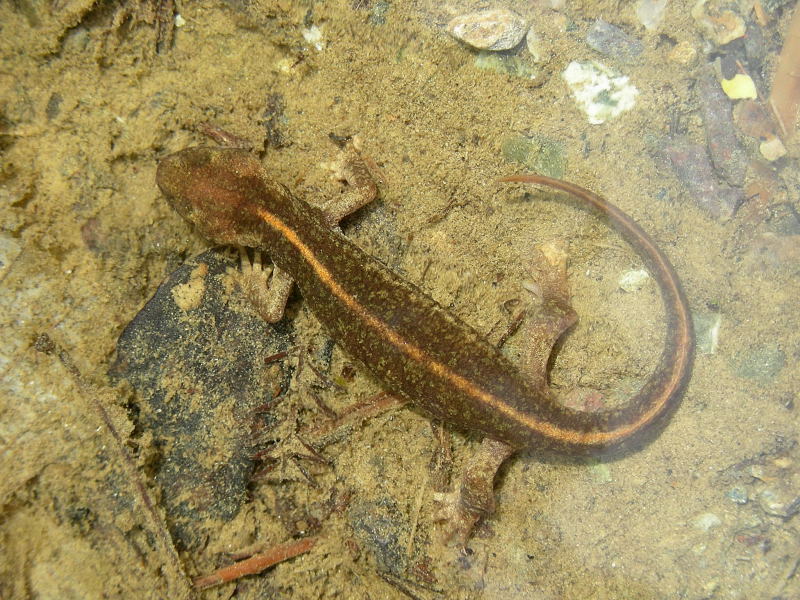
[301,392,405,447]
[193,537,318,590]
[195,122,254,149]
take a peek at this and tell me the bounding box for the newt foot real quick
[235,247,293,323]
[432,437,516,546]
[319,137,379,226]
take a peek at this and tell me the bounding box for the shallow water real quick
[1,1,798,598]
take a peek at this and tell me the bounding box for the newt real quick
[156,143,694,541]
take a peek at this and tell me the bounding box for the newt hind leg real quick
[319,136,380,227]
[434,242,578,546]
[432,437,515,546]
[512,241,578,386]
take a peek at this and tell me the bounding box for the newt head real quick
[157,147,267,248]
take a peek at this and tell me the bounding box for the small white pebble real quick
[0,232,22,281]
[302,26,324,51]
[618,268,649,292]
[525,28,549,63]
[562,61,639,124]
[759,136,787,161]
[692,512,721,531]
[521,280,543,298]
[636,0,669,30]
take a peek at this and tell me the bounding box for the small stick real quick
[301,392,405,447]
[768,4,800,138]
[494,309,527,349]
[193,537,318,589]
[33,334,194,599]
[753,0,769,26]
[309,389,338,419]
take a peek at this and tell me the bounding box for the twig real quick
[301,392,405,447]
[196,122,254,149]
[193,537,318,590]
[771,554,799,596]
[33,334,194,599]
[768,4,800,139]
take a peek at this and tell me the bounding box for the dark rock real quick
[697,70,748,186]
[111,248,296,549]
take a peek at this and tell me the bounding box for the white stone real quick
[618,269,650,292]
[302,26,324,51]
[562,60,639,124]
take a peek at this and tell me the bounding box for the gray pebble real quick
[586,20,644,63]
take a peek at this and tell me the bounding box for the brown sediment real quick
[768,4,800,139]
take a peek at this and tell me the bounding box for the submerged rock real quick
[448,9,528,51]
[501,134,566,178]
[697,71,747,186]
[691,0,746,45]
[663,136,742,221]
[475,51,540,80]
[111,248,296,550]
[586,20,644,63]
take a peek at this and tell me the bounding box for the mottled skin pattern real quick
[157,145,696,545]
[157,147,694,459]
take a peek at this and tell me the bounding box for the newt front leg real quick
[237,137,379,323]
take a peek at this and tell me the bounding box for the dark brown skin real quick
[157,147,694,455]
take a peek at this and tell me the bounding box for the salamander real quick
[156,146,694,455]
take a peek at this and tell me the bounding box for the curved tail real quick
[500,174,694,453]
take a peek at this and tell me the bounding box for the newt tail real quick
[498,174,694,453]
